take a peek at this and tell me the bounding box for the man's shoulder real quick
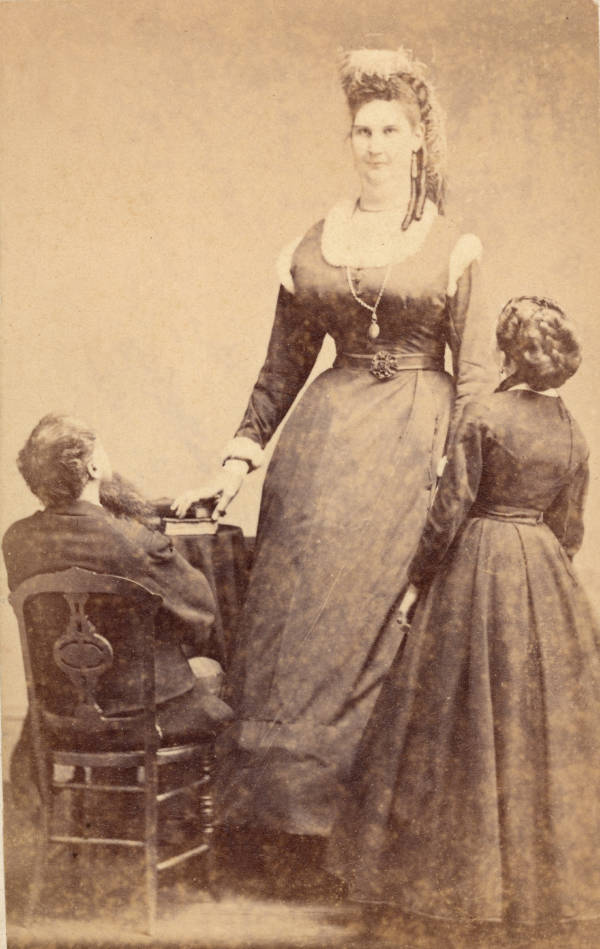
[2,509,62,589]
[2,503,183,601]
[2,504,168,563]
[2,509,45,550]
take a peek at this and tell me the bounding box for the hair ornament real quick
[339,47,427,88]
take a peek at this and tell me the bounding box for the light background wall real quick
[1,0,599,760]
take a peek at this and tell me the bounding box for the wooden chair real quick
[9,567,217,934]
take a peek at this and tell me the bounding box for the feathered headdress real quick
[339,47,428,90]
[339,47,447,214]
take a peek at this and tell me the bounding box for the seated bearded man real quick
[3,413,232,807]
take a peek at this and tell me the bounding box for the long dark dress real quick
[329,387,600,923]
[216,204,496,836]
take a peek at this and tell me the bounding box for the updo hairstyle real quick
[496,296,582,390]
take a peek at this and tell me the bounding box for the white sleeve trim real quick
[220,436,265,471]
[447,234,483,296]
[436,455,448,478]
[276,236,303,294]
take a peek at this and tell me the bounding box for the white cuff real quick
[220,437,265,471]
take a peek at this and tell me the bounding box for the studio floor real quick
[4,786,600,949]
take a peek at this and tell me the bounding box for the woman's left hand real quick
[396,583,420,627]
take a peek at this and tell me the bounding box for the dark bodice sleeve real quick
[446,260,498,446]
[234,286,326,448]
[543,457,589,558]
[408,401,485,587]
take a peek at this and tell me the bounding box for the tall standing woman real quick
[174,47,497,841]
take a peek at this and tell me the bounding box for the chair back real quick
[9,568,163,767]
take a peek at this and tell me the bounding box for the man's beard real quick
[99,472,158,530]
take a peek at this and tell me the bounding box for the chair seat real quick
[46,720,217,753]
[44,681,233,752]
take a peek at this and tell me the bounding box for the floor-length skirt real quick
[329,516,600,922]
[216,364,454,836]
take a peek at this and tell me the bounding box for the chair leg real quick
[24,753,55,923]
[205,832,218,901]
[68,781,85,899]
[200,747,218,899]
[25,814,48,924]
[144,755,158,935]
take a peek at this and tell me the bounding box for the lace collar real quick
[508,382,560,398]
[321,198,437,269]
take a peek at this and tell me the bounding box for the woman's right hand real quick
[171,459,249,521]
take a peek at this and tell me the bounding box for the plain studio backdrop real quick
[1,0,599,759]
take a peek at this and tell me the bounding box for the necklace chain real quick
[345,198,407,338]
[346,262,392,338]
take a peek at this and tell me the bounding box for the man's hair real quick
[17,414,97,507]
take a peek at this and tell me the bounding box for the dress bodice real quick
[230,206,495,453]
[475,390,587,512]
[408,389,590,587]
[291,216,456,361]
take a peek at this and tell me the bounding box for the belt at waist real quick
[471,503,544,525]
[335,351,444,380]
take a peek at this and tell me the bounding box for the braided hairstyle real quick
[339,48,447,222]
[496,296,582,391]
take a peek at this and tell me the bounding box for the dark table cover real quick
[171,524,251,669]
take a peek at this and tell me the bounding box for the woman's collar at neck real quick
[499,378,560,398]
[321,198,438,268]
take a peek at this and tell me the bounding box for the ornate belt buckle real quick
[370,351,399,381]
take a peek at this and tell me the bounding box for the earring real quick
[415,148,427,220]
[410,150,418,180]
[402,152,419,231]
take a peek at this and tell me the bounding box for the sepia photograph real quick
[1,0,599,946]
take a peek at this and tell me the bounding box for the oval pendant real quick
[368,322,380,340]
